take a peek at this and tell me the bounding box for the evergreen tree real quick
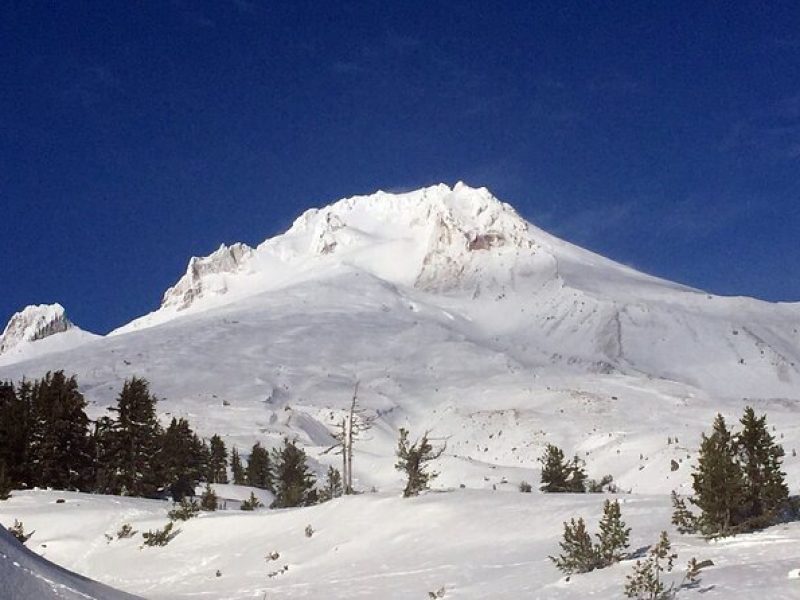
[240,491,263,511]
[200,483,218,511]
[28,372,94,491]
[231,446,246,485]
[670,491,697,534]
[271,438,317,508]
[549,518,598,575]
[690,414,744,536]
[0,381,32,488]
[394,428,446,498]
[319,466,343,502]
[623,531,700,599]
[539,444,586,493]
[91,415,115,493]
[159,418,206,501]
[567,455,588,492]
[207,435,229,484]
[106,377,163,497]
[735,407,788,528]
[595,499,631,566]
[246,442,273,491]
[0,461,12,500]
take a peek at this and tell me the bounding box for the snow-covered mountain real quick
[1,183,799,495]
[0,303,98,367]
[3,183,800,599]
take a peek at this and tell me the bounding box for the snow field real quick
[2,489,800,599]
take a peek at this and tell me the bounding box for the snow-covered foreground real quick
[0,510,141,599]
[2,488,799,599]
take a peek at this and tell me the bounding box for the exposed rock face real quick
[161,243,254,311]
[411,184,534,290]
[0,304,73,355]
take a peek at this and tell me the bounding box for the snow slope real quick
[1,489,799,600]
[0,512,140,599]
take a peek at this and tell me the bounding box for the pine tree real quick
[735,407,788,528]
[0,461,12,500]
[200,483,218,511]
[207,435,228,484]
[158,418,206,500]
[240,491,263,511]
[549,518,598,575]
[394,428,446,498]
[0,381,31,488]
[28,372,94,491]
[690,414,744,536]
[106,377,163,497]
[91,415,117,494]
[318,466,343,502]
[271,438,317,508]
[567,455,588,492]
[595,499,631,566]
[670,491,697,534]
[539,444,586,493]
[246,442,273,491]
[231,446,246,485]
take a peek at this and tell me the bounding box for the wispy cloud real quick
[543,191,759,249]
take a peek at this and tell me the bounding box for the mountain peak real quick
[0,303,74,356]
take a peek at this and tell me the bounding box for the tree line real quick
[0,372,321,508]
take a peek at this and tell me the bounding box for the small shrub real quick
[268,565,289,578]
[169,498,200,521]
[240,492,263,511]
[8,519,33,544]
[304,524,314,538]
[428,586,446,598]
[116,523,137,539]
[587,474,615,493]
[550,500,630,576]
[519,480,532,493]
[624,531,700,599]
[142,522,180,547]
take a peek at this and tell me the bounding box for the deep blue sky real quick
[2,2,799,334]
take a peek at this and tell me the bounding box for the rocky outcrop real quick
[161,243,254,311]
[0,303,73,355]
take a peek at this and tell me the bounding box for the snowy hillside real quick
[1,489,799,599]
[1,183,800,597]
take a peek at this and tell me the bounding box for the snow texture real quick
[0,516,140,600]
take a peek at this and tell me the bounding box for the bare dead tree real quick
[322,381,375,494]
